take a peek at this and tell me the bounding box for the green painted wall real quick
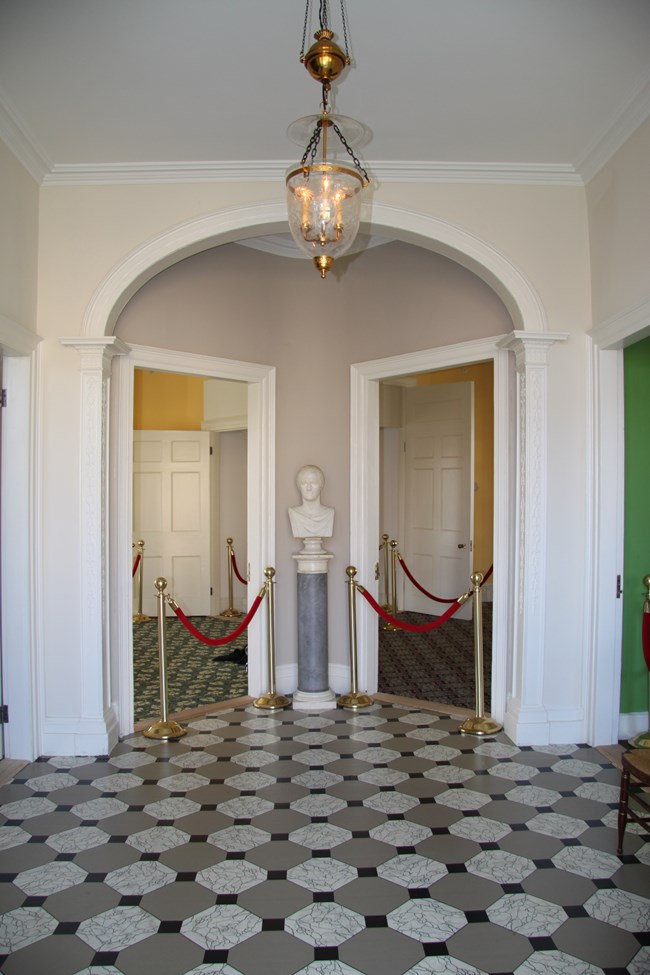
[621,336,650,713]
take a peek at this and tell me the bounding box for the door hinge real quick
[210,586,213,595]
[0,389,6,408]
[616,574,623,599]
[210,445,213,455]
[0,704,8,723]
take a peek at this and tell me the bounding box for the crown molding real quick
[578,78,650,184]
[0,88,51,184]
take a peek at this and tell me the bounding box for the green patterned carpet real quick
[133,615,249,721]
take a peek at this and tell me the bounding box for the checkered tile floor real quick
[0,702,648,975]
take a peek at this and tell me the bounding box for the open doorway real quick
[130,368,249,724]
[377,361,494,709]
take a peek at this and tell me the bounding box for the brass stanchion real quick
[221,538,242,618]
[384,540,399,631]
[132,539,149,623]
[254,568,291,710]
[459,571,502,736]
[380,533,390,609]
[629,574,650,749]
[144,577,186,740]
[338,566,373,710]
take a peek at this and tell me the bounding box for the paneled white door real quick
[133,431,212,616]
[401,383,473,618]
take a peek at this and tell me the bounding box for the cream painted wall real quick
[587,117,650,327]
[0,140,39,329]
[31,175,595,749]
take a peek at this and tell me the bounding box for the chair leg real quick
[618,768,630,854]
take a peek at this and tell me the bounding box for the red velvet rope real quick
[643,610,650,672]
[397,554,458,604]
[357,585,468,632]
[171,593,265,646]
[482,564,493,585]
[231,549,248,586]
[132,552,141,578]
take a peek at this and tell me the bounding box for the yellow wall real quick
[133,370,205,430]
[417,362,494,575]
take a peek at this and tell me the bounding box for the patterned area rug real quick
[133,615,249,721]
[378,603,492,710]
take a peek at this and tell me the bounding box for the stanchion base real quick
[629,729,650,749]
[383,623,398,632]
[253,692,291,710]
[220,608,242,618]
[132,614,151,623]
[143,720,187,740]
[458,715,503,737]
[337,691,374,710]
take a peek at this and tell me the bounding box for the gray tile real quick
[415,834,481,864]
[430,872,503,910]
[0,932,94,975]
[22,811,81,835]
[252,808,311,834]
[116,931,205,975]
[0,843,56,872]
[74,841,141,873]
[340,926,424,975]
[159,842,224,872]
[140,879,216,920]
[613,862,650,899]
[46,785,102,805]
[553,916,640,967]
[477,799,537,825]
[329,806,386,832]
[246,839,310,871]
[238,878,313,918]
[334,837,394,868]
[447,921,532,971]
[522,865,596,906]
[43,879,121,920]
[335,876,409,915]
[228,929,313,975]
[497,829,564,860]
[99,811,158,836]
[552,795,610,821]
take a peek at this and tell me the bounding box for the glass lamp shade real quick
[286,163,365,277]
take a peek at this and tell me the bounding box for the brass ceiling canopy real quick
[285,1,370,279]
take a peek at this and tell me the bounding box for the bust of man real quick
[288,465,335,539]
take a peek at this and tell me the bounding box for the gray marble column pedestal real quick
[293,537,336,710]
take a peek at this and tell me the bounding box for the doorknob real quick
[457,543,466,549]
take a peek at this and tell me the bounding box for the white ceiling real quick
[1,0,649,185]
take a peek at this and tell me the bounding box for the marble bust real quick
[288,465,334,539]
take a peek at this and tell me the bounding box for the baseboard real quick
[619,710,650,742]
[274,663,353,698]
[40,706,119,757]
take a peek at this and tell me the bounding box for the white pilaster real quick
[499,331,568,744]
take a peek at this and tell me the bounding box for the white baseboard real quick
[619,711,650,742]
[40,706,119,757]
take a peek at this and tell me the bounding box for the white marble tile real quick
[289,822,352,850]
[225,771,276,792]
[574,781,620,803]
[186,717,229,731]
[487,893,567,936]
[349,729,393,744]
[208,824,270,852]
[489,762,539,782]
[0,796,56,820]
[230,750,278,768]
[369,820,431,848]
[294,732,338,746]
[405,957,488,975]
[292,770,344,789]
[181,904,262,949]
[292,749,342,767]
[287,856,358,891]
[76,906,159,952]
[185,734,224,747]
[474,742,520,759]
[352,747,401,765]
[46,825,110,853]
[358,767,409,787]
[169,750,216,769]
[466,850,536,884]
[48,756,94,768]
[294,716,336,729]
[345,714,386,728]
[143,796,201,820]
[362,791,419,815]
[414,745,461,762]
[217,796,274,819]
[449,816,511,843]
[435,789,491,811]
[157,772,210,793]
[551,845,620,880]
[285,902,365,947]
[398,713,438,726]
[196,859,267,894]
[72,966,125,975]
[585,887,650,931]
[92,773,143,793]
[239,732,282,746]
[183,965,245,975]
[25,772,79,792]
[530,744,578,756]
[628,946,650,975]
[506,785,562,807]
[295,961,367,975]
[377,853,448,888]
[0,906,58,953]
[14,860,87,896]
[108,751,156,769]
[526,812,587,839]
[513,950,603,975]
[291,794,347,818]
[127,825,190,853]
[241,717,283,730]
[387,898,467,942]
[70,797,129,821]
[550,759,602,778]
[0,825,31,850]
[405,727,448,743]
[634,840,650,865]
[424,765,475,785]
[105,860,176,895]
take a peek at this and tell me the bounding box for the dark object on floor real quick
[618,747,650,852]
[214,645,248,667]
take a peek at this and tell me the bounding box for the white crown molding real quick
[0,88,51,184]
[589,294,650,350]
[0,314,41,356]
[578,79,650,184]
[40,158,584,187]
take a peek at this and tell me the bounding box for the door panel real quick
[133,430,211,616]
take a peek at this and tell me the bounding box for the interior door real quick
[133,430,212,616]
[401,382,473,617]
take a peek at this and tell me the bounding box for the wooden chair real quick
[617,749,650,853]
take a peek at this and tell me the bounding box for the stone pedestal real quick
[293,537,336,710]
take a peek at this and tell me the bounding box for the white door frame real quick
[112,344,274,737]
